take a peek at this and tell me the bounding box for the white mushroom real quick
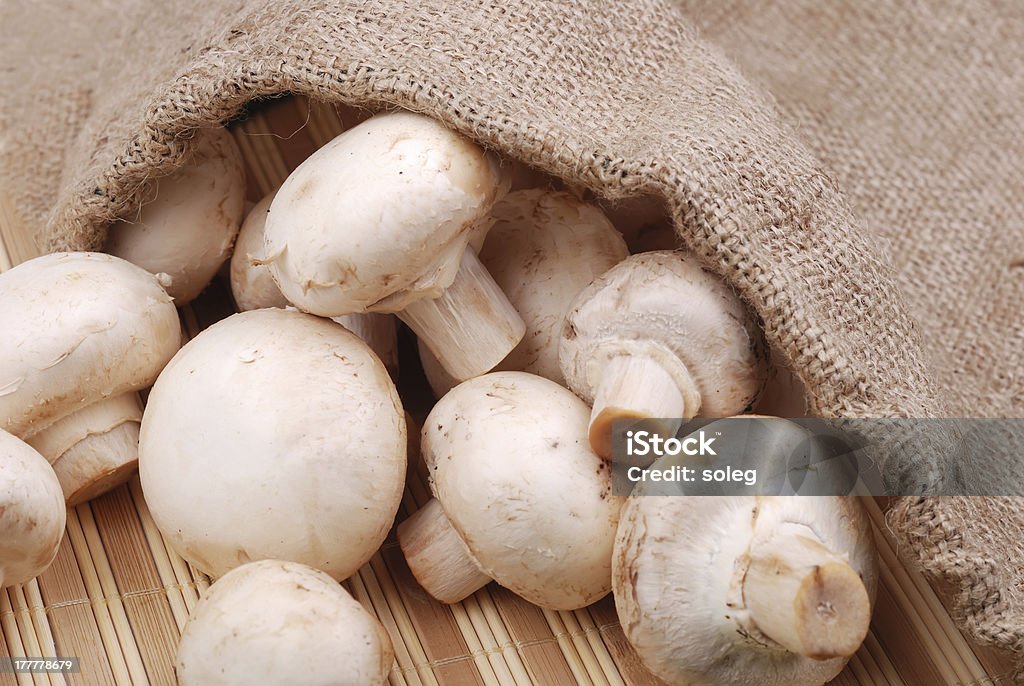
[419,189,628,397]
[139,308,406,580]
[614,491,876,685]
[176,559,393,685]
[398,372,620,609]
[106,127,246,305]
[0,429,66,589]
[230,190,399,376]
[263,111,524,381]
[560,251,768,459]
[0,252,182,502]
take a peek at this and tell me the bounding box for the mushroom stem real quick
[744,522,871,660]
[588,355,693,460]
[332,313,399,378]
[27,392,143,505]
[397,499,491,604]
[398,250,525,381]
[55,422,141,506]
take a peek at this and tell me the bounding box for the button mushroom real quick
[176,559,393,686]
[263,111,524,381]
[419,189,629,397]
[230,190,399,376]
[0,252,182,503]
[139,308,406,580]
[397,371,621,609]
[614,428,877,686]
[560,251,768,459]
[106,127,246,305]
[1,429,66,589]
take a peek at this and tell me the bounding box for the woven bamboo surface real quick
[0,95,1018,686]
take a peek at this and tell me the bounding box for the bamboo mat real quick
[0,95,1018,686]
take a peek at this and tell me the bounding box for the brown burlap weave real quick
[1,0,1020,673]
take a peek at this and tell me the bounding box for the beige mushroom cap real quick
[0,252,182,438]
[264,111,509,316]
[0,430,66,588]
[139,309,406,580]
[421,372,620,610]
[106,127,245,305]
[560,251,767,443]
[614,493,876,686]
[176,559,393,686]
[229,191,287,311]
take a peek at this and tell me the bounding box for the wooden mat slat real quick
[89,491,178,684]
[123,480,191,632]
[34,541,116,686]
[58,510,133,686]
[1,591,33,686]
[72,507,148,686]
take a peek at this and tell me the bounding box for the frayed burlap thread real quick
[2,0,1021,672]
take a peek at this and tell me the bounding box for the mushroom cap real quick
[139,308,406,580]
[423,371,620,610]
[613,494,877,686]
[0,429,66,588]
[560,251,767,417]
[0,252,182,438]
[264,111,509,316]
[176,559,393,686]
[105,127,246,305]
[230,191,288,312]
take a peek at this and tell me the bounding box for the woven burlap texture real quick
[1,0,1020,671]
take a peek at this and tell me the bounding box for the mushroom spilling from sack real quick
[560,251,769,460]
[0,252,182,504]
[614,493,877,686]
[138,308,406,581]
[398,372,622,609]
[263,111,525,381]
[0,429,66,590]
[176,559,394,686]
[105,127,246,306]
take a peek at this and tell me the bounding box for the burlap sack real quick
[1,0,1020,671]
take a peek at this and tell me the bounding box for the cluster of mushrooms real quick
[0,110,878,685]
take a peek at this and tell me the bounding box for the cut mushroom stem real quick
[745,522,871,660]
[588,354,692,459]
[398,250,525,380]
[27,392,144,505]
[399,499,491,604]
